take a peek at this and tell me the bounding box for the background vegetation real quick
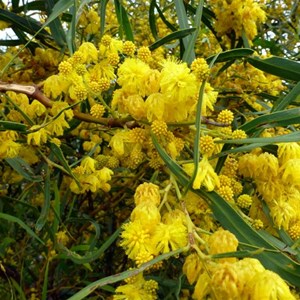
[0,0,300,299]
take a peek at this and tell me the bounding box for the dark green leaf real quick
[44,0,74,27]
[42,261,50,300]
[206,48,254,64]
[99,0,109,37]
[182,0,203,64]
[0,9,50,39]
[35,169,51,232]
[149,0,159,40]
[49,142,80,186]
[114,0,134,42]
[12,1,46,13]
[5,157,43,182]
[0,213,44,245]
[247,56,300,81]
[149,28,196,51]
[45,0,67,47]
[66,3,76,54]
[175,0,191,58]
[0,121,27,132]
[67,247,185,300]
[58,227,121,264]
[239,107,300,134]
[272,81,300,112]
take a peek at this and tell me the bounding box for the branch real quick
[0,82,138,128]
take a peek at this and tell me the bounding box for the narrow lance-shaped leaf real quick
[206,48,254,64]
[271,81,300,112]
[239,107,300,134]
[45,0,67,47]
[182,0,203,64]
[5,157,43,182]
[247,56,300,81]
[149,28,196,51]
[174,0,193,60]
[0,213,44,245]
[35,168,51,232]
[67,247,186,300]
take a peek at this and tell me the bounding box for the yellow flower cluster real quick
[120,182,187,263]
[113,56,218,122]
[70,157,113,194]
[208,0,266,42]
[239,143,300,234]
[114,273,158,300]
[183,229,295,299]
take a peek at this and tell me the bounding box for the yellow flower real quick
[81,157,96,174]
[145,93,165,121]
[134,182,161,207]
[183,253,203,284]
[0,140,21,159]
[124,94,146,120]
[208,228,238,263]
[51,102,73,121]
[120,220,156,260]
[114,274,158,300]
[243,269,295,300]
[183,156,220,191]
[152,220,187,253]
[27,126,48,146]
[44,74,71,99]
[277,142,300,165]
[117,58,152,96]
[109,130,131,157]
[160,58,197,104]
[77,42,98,63]
[270,199,296,230]
[131,202,161,227]
[29,100,46,117]
[46,114,70,136]
[281,159,300,187]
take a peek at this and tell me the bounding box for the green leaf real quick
[151,134,300,287]
[149,0,177,41]
[49,142,80,187]
[0,213,44,245]
[11,279,26,300]
[239,107,300,134]
[45,0,67,47]
[149,0,159,40]
[174,0,193,60]
[0,8,51,39]
[149,28,196,51]
[99,0,109,37]
[5,157,43,182]
[217,131,300,145]
[42,260,50,300]
[0,121,27,132]
[52,183,61,234]
[44,0,74,28]
[114,0,134,42]
[65,3,76,54]
[206,48,254,64]
[35,169,51,232]
[67,247,185,300]
[12,1,46,13]
[58,227,121,264]
[272,81,300,112]
[182,0,203,64]
[247,56,300,81]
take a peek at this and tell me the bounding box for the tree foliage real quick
[0,0,300,299]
